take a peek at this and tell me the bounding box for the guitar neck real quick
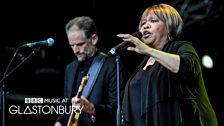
[76,84,84,98]
[76,75,89,98]
[67,75,89,126]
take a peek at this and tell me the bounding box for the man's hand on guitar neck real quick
[71,96,96,115]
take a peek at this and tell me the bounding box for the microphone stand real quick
[115,55,121,126]
[0,46,39,126]
[108,47,124,126]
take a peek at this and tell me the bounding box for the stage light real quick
[202,55,213,69]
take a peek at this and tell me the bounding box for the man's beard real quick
[76,54,87,62]
[76,46,96,62]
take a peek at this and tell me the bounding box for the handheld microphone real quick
[108,31,142,55]
[21,38,55,47]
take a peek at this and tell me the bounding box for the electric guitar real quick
[67,75,89,126]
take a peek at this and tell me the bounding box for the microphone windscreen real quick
[47,38,55,46]
[132,31,142,39]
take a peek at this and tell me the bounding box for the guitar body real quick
[67,111,80,126]
[67,75,89,126]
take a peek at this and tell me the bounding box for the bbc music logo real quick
[25,98,44,104]
[8,97,83,115]
[24,97,69,104]
[8,105,83,115]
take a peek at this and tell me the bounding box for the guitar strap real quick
[82,52,107,98]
